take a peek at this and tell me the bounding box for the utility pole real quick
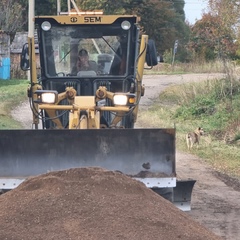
[28,0,35,82]
[172,40,178,66]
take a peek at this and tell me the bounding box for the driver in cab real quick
[71,49,98,75]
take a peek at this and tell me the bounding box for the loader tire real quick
[123,114,134,128]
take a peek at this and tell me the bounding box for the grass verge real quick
[138,78,240,179]
[0,79,29,129]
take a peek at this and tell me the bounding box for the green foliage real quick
[188,13,238,61]
[0,0,27,36]
[234,132,240,141]
[7,0,240,63]
[163,49,173,64]
[137,0,176,53]
[0,79,28,129]
[79,0,190,57]
[35,0,57,16]
[174,96,216,119]
[156,73,240,137]
[173,78,240,133]
[0,116,23,129]
[0,79,28,109]
[17,0,189,61]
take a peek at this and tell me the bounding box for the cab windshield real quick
[40,25,129,77]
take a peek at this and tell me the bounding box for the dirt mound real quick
[0,167,222,240]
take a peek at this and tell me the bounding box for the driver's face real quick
[77,55,89,68]
[79,55,89,63]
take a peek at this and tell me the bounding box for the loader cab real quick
[32,15,140,129]
[35,16,138,95]
[39,27,130,78]
[21,14,157,129]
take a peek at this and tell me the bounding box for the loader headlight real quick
[34,90,58,104]
[113,93,135,106]
[121,20,131,30]
[41,21,51,31]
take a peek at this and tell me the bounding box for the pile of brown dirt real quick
[0,167,222,240]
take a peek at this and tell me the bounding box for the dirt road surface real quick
[11,73,240,240]
[137,74,240,240]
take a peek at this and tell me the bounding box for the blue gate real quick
[0,57,10,79]
[0,32,10,80]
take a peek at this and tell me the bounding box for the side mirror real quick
[20,43,30,71]
[146,39,158,67]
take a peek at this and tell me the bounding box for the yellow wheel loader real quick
[0,0,195,211]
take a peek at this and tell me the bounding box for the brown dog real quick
[186,127,204,149]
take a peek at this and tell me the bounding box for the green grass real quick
[138,77,240,179]
[0,79,29,129]
[143,59,227,75]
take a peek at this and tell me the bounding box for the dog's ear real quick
[198,127,202,130]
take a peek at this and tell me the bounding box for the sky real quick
[184,0,209,24]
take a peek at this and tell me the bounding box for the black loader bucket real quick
[0,128,175,179]
[0,128,196,211]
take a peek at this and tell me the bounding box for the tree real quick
[188,13,237,61]
[3,0,190,61]
[170,0,191,62]
[137,0,176,53]
[75,0,189,58]
[0,0,27,42]
[208,0,240,27]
